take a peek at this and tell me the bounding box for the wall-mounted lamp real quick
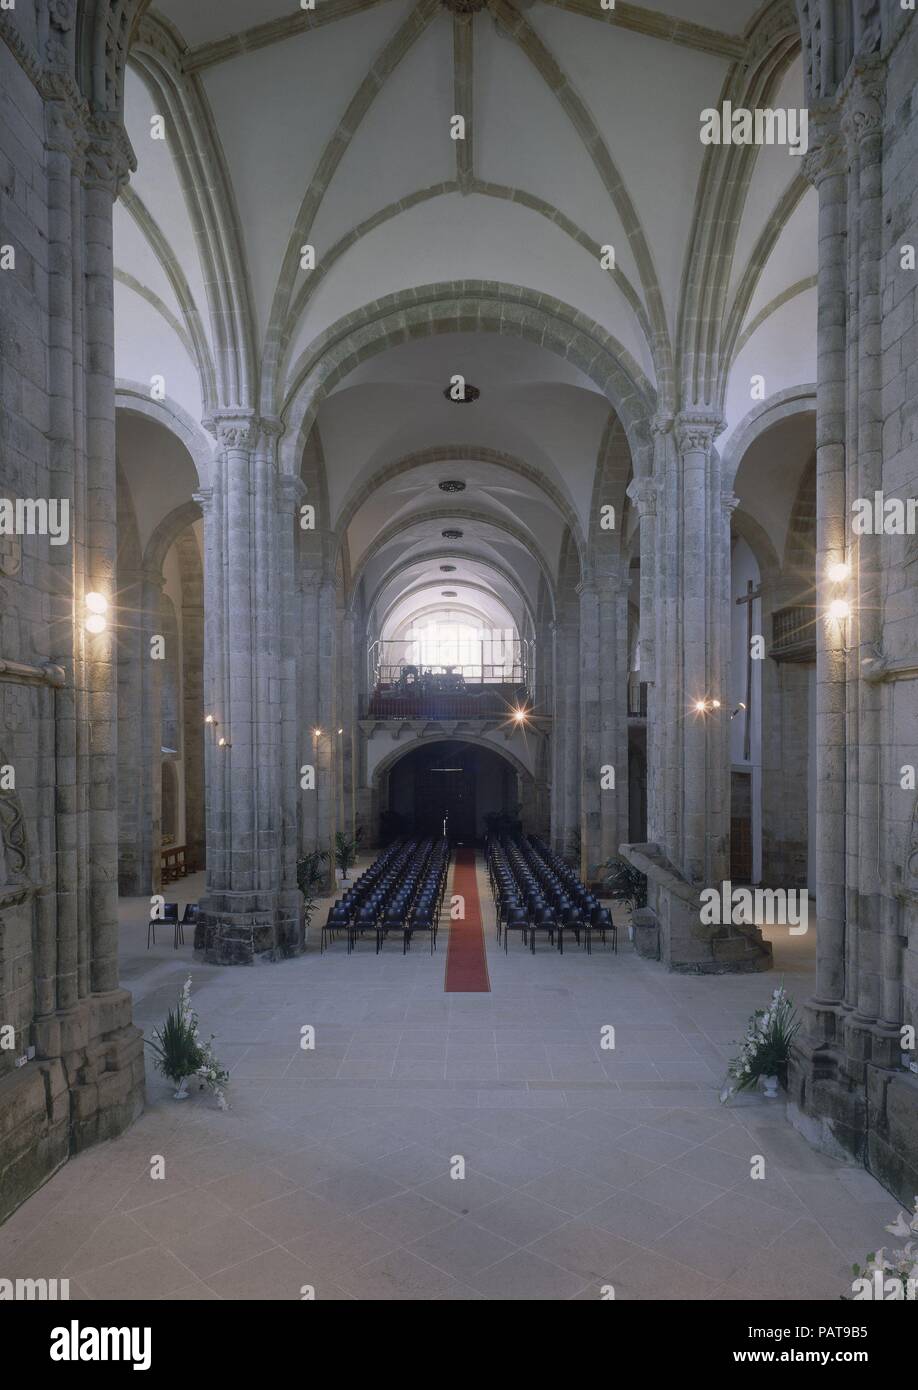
[313,728,322,738]
[511,706,530,725]
[217,735,231,748]
[205,714,217,726]
[825,554,852,629]
[337,728,344,735]
[84,592,108,634]
[694,697,721,714]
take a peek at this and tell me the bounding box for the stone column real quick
[579,571,629,878]
[179,551,205,874]
[550,609,579,857]
[197,415,290,962]
[82,128,126,996]
[626,471,659,839]
[277,475,306,937]
[844,68,890,1040]
[317,577,338,868]
[674,412,729,885]
[648,416,680,859]
[138,566,164,894]
[803,112,849,1011]
[338,606,357,836]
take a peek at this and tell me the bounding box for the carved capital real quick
[626,476,658,518]
[675,412,724,455]
[800,109,845,187]
[213,413,258,452]
[722,491,741,518]
[82,116,136,195]
[841,61,885,153]
[44,94,89,163]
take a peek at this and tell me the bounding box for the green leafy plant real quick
[296,849,325,929]
[323,826,363,878]
[600,855,648,910]
[146,977,229,1108]
[721,985,800,1101]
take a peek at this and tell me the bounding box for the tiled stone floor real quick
[0,859,900,1300]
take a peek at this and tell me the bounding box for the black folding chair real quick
[529,905,557,953]
[148,902,178,949]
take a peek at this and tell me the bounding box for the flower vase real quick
[761,1073,780,1099]
[173,1076,190,1100]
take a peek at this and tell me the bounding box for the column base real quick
[0,991,145,1225]
[788,998,918,1206]
[619,842,773,973]
[195,890,305,964]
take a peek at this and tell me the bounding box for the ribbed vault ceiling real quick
[114,0,817,625]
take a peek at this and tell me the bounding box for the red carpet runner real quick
[444,848,491,993]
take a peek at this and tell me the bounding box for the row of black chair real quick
[321,836,449,954]
[147,901,198,950]
[488,835,617,955]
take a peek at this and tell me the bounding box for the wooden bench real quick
[161,844,186,884]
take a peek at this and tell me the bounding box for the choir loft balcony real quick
[364,640,534,722]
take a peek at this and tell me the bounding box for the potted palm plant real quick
[324,826,362,882]
[296,849,325,942]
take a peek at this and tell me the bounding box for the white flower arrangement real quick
[720,985,800,1103]
[147,976,230,1110]
[852,1198,918,1298]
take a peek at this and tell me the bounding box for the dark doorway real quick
[731,769,753,883]
[628,732,647,843]
[385,740,517,843]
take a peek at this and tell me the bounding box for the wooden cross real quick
[735,579,762,761]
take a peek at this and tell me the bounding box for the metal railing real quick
[368,637,530,693]
[771,604,817,662]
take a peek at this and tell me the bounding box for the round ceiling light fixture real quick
[443,382,480,404]
[438,479,466,493]
[441,529,463,540]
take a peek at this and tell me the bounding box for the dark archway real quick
[383,740,522,844]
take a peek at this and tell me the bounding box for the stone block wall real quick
[0,29,144,1222]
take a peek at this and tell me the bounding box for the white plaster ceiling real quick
[113,281,203,423]
[372,556,527,637]
[382,586,518,641]
[733,410,816,566]
[729,57,809,307]
[116,413,202,553]
[721,288,816,452]
[319,331,608,532]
